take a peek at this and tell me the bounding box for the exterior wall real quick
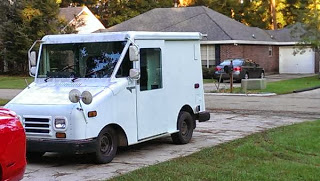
[220,44,279,73]
[76,10,105,34]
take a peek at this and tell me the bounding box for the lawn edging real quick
[205,92,276,97]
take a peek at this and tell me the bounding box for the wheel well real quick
[179,105,196,129]
[0,164,2,181]
[103,124,128,147]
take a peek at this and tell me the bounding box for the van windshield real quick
[37,41,126,78]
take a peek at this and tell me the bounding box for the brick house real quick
[97,6,318,74]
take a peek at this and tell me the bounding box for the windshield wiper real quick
[44,76,51,82]
[71,77,79,82]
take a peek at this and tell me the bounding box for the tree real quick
[0,0,29,73]
[299,0,320,52]
[59,0,174,27]
[0,0,62,73]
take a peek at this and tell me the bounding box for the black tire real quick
[95,127,118,164]
[26,152,45,160]
[171,111,194,144]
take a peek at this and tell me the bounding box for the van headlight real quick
[54,117,67,129]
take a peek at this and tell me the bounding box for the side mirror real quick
[29,51,37,66]
[28,40,42,77]
[30,67,37,76]
[129,45,139,61]
[129,68,140,80]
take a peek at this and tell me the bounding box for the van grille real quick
[24,118,51,135]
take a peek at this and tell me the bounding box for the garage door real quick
[279,47,315,74]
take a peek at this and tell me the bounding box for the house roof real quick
[59,7,84,23]
[267,23,305,42]
[99,6,277,42]
[97,6,304,44]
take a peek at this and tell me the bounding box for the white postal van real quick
[5,31,210,163]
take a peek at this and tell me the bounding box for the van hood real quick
[7,78,128,105]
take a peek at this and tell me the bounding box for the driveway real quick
[22,89,320,181]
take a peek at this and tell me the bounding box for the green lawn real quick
[0,76,34,89]
[203,79,217,84]
[214,75,320,94]
[0,99,9,106]
[111,120,320,181]
[262,75,320,94]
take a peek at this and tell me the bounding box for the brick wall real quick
[220,44,279,73]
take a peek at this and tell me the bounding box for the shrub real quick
[202,67,215,79]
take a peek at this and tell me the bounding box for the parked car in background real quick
[0,108,26,181]
[213,58,265,82]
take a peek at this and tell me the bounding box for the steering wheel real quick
[60,64,75,72]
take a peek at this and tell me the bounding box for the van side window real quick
[140,48,162,91]
[116,51,132,78]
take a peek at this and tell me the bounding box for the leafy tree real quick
[58,0,173,27]
[0,0,30,73]
[299,0,320,51]
[0,0,62,73]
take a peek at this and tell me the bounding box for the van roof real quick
[41,31,202,44]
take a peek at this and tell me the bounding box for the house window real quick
[268,46,273,57]
[140,48,162,91]
[201,45,215,68]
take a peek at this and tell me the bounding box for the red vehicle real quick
[0,108,26,181]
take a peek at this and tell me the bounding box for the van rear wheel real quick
[95,127,118,164]
[171,111,194,144]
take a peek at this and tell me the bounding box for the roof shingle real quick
[101,6,278,42]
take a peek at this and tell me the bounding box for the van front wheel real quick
[171,111,194,144]
[95,127,118,164]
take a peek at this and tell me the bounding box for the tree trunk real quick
[270,0,277,30]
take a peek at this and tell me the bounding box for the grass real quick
[0,99,9,106]
[262,75,320,94]
[203,78,217,84]
[0,76,34,89]
[110,120,320,181]
[214,75,320,94]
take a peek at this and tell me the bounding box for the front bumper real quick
[27,138,97,154]
[196,111,210,122]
